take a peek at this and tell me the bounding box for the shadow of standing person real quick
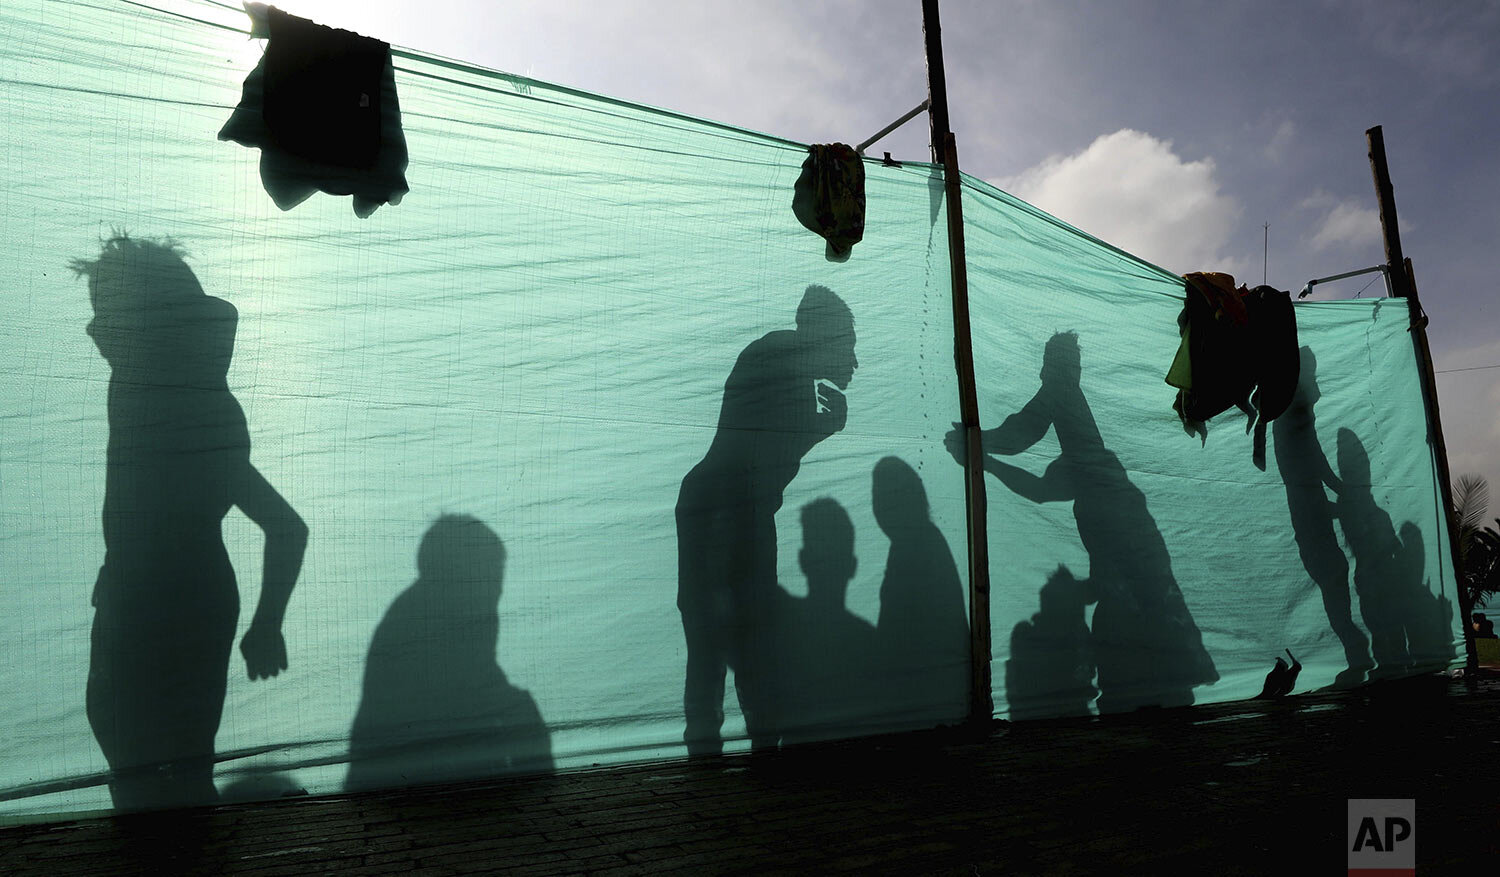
[74,234,307,811]
[1273,348,1372,688]
[778,499,879,746]
[1393,522,1457,671]
[947,332,1217,714]
[676,285,858,755]
[346,515,552,791]
[871,457,969,727]
[1333,429,1420,682]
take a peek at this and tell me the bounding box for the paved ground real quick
[2,673,1497,876]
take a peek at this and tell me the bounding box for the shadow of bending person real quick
[676,285,858,755]
[74,234,307,811]
[871,457,970,726]
[1334,431,1455,681]
[1273,347,1372,688]
[346,516,553,792]
[777,499,879,746]
[948,332,1217,714]
[1006,565,1097,720]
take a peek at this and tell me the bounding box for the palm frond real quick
[1452,473,1490,537]
[1464,520,1500,610]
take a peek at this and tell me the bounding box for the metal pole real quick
[923,0,993,726]
[1263,222,1269,286]
[1298,265,1387,299]
[1366,125,1478,682]
[857,99,931,155]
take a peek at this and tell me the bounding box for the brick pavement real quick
[2,674,1497,875]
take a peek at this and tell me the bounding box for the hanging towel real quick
[792,143,865,261]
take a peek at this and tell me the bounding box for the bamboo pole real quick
[923,0,993,725]
[1366,126,1479,682]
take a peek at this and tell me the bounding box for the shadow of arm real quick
[986,458,1071,504]
[984,394,1053,456]
[234,462,308,679]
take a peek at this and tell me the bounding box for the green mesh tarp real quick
[0,0,1460,821]
[961,182,1458,718]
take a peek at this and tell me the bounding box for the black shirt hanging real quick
[219,7,409,217]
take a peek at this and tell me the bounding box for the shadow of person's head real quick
[796,285,857,390]
[416,514,506,605]
[1040,331,1081,387]
[1040,564,1094,618]
[1396,521,1428,586]
[872,456,929,536]
[799,498,856,603]
[1292,346,1321,407]
[72,233,233,379]
[1335,428,1371,488]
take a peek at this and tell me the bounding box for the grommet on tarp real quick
[219,3,409,217]
[792,143,865,262]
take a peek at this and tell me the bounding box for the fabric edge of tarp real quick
[165,0,827,157]
[958,172,1185,290]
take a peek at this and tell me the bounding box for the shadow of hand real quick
[241,623,288,680]
[943,422,966,467]
[815,382,848,433]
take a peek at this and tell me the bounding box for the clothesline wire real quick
[1434,363,1500,375]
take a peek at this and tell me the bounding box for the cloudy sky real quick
[269,0,1500,508]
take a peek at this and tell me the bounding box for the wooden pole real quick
[1367,128,1412,300]
[924,0,994,726]
[922,0,952,165]
[1366,125,1478,682]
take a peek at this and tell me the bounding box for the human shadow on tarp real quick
[1006,565,1097,720]
[948,332,1218,714]
[675,285,858,755]
[1396,523,1458,667]
[774,499,879,746]
[218,771,308,803]
[346,516,552,792]
[871,457,970,726]
[73,234,307,811]
[1273,348,1372,688]
[1334,431,1456,681]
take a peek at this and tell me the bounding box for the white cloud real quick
[997,129,1244,275]
[1309,201,1383,252]
[1297,190,1336,211]
[1264,119,1296,163]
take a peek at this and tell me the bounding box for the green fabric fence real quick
[0,0,1459,821]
